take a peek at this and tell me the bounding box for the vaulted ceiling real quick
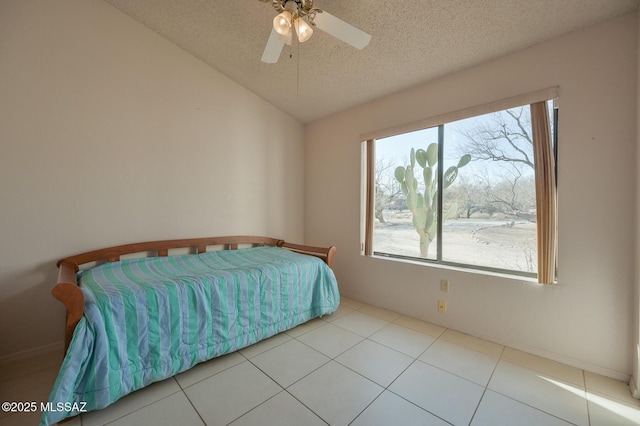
[104,0,638,123]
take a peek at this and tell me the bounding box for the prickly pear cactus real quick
[394,143,471,257]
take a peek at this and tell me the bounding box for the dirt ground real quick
[374,210,537,273]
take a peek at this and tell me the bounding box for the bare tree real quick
[451,106,538,221]
[374,158,403,224]
[445,174,484,218]
[476,165,536,221]
[456,107,534,171]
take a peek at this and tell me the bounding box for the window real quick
[362,89,558,283]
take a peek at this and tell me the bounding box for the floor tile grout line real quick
[241,333,337,426]
[172,353,249,391]
[221,390,285,426]
[498,348,587,390]
[153,319,351,425]
[491,346,589,425]
[247,347,332,391]
[495,358,587,392]
[379,353,456,426]
[296,336,365,362]
[339,331,454,425]
[378,328,442,391]
[306,312,450,360]
[437,329,504,359]
[316,330,416,425]
[367,321,445,357]
[315,317,436,360]
[97,353,280,426]
[467,345,506,425]
[280,388,330,426]
[486,352,588,425]
[406,330,502,389]
[238,333,294,360]
[344,387,387,426]
[392,336,582,426]
[484,344,506,387]
[581,383,640,409]
[360,334,431,361]
[482,387,582,426]
[283,319,442,425]
[98,382,185,426]
[380,327,499,426]
[176,356,289,426]
[329,311,392,338]
[176,385,208,426]
[583,369,592,426]
[381,387,455,426]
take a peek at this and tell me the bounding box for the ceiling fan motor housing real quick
[273,0,315,17]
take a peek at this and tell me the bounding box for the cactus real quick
[394,143,471,257]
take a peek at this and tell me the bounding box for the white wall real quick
[0,0,304,360]
[632,9,640,397]
[305,12,638,380]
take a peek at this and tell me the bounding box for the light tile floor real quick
[2,297,640,425]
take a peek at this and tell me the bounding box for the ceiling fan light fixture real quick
[278,28,293,46]
[273,10,293,35]
[295,18,313,42]
[261,0,372,64]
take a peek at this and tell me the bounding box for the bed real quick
[41,236,339,426]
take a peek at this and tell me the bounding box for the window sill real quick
[365,252,548,285]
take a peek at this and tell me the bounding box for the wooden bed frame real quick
[52,236,336,351]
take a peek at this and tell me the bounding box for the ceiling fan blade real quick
[261,28,285,63]
[311,11,371,50]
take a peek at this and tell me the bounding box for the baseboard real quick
[0,341,64,365]
[474,335,631,383]
[340,291,631,383]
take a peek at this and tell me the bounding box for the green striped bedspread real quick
[41,246,339,425]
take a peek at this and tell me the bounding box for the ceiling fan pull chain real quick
[296,32,300,97]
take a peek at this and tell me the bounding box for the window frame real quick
[361,88,559,282]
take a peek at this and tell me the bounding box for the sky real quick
[374,105,540,186]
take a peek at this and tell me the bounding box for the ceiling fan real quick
[259,0,372,63]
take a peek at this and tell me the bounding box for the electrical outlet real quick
[440,279,449,292]
[438,299,447,313]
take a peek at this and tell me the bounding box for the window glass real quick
[368,100,555,277]
[373,127,439,260]
[442,107,537,273]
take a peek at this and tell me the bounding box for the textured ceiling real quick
[103,0,638,123]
